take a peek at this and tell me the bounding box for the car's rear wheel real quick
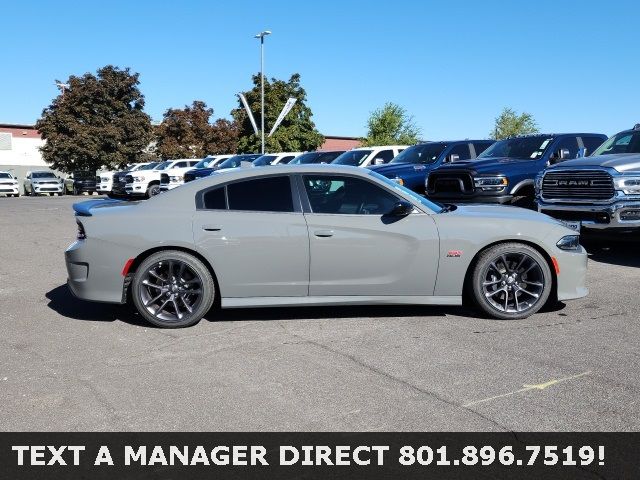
[131,250,215,328]
[471,242,552,320]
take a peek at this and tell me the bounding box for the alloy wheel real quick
[481,252,545,314]
[138,259,205,324]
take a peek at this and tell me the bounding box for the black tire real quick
[470,242,552,320]
[131,250,215,328]
[147,183,160,198]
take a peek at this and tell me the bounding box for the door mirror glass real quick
[389,200,413,216]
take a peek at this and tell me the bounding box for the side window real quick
[279,156,295,164]
[551,137,579,161]
[227,176,294,212]
[303,175,400,215]
[371,149,394,164]
[581,136,605,156]
[472,142,492,157]
[175,162,187,168]
[447,144,471,161]
[202,187,226,209]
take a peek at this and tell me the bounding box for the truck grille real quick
[125,174,134,184]
[541,170,614,200]
[160,173,169,185]
[427,172,474,194]
[184,171,197,183]
[95,175,100,183]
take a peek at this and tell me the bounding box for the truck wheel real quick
[470,242,552,320]
[131,250,216,328]
[147,184,160,197]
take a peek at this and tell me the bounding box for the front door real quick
[300,174,439,297]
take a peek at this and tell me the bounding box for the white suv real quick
[160,156,232,192]
[332,145,407,168]
[24,170,64,196]
[252,152,303,166]
[0,171,20,197]
[126,159,199,197]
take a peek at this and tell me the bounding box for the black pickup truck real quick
[64,171,97,195]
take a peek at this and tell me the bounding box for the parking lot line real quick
[463,371,592,408]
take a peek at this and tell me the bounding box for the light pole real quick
[254,30,271,154]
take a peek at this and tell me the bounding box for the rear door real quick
[193,175,309,298]
[300,174,439,296]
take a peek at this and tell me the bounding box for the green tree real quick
[491,107,539,140]
[362,102,421,146]
[231,73,324,153]
[155,101,238,158]
[36,65,152,173]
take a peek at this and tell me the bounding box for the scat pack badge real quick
[446,250,463,258]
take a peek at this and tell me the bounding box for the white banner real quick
[268,97,297,137]
[238,94,259,135]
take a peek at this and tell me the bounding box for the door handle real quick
[314,229,334,238]
[202,225,222,232]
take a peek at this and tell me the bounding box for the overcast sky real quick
[2,0,638,139]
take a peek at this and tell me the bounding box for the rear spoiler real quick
[73,199,124,217]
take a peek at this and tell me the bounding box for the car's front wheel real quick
[131,250,216,328]
[471,242,552,320]
[147,183,160,198]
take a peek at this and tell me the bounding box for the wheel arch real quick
[462,239,558,306]
[124,246,221,307]
[510,179,535,196]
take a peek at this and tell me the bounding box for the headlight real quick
[614,176,640,195]
[133,176,145,182]
[170,175,183,182]
[474,176,508,190]
[534,173,543,192]
[556,235,580,251]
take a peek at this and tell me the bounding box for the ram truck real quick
[426,133,607,208]
[536,125,640,232]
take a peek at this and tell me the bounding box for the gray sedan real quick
[65,165,587,328]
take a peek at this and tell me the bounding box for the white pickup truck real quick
[125,159,199,197]
[159,156,233,192]
[331,145,408,168]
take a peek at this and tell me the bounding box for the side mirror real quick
[447,153,460,163]
[374,157,385,165]
[389,200,413,216]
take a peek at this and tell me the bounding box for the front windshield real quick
[139,162,160,170]
[32,172,56,179]
[218,155,256,169]
[592,131,640,156]
[478,136,553,160]
[253,155,277,166]
[154,161,172,170]
[391,143,447,164]
[289,152,317,164]
[0,173,12,179]
[368,170,444,213]
[194,158,213,169]
[332,150,372,166]
[129,164,146,172]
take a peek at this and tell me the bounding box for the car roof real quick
[501,133,606,139]
[415,139,493,145]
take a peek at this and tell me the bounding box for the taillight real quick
[76,220,86,240]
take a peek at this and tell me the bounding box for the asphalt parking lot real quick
[1,195,639,432]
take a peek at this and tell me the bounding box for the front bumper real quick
[538,199,640,230]
[0,184,19,194]
[33,184,63,193]
[96,182,113,193]
[159,182,181,192]
[427,193,514,204]
[554,245,589,301]
[124,182,148,196]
